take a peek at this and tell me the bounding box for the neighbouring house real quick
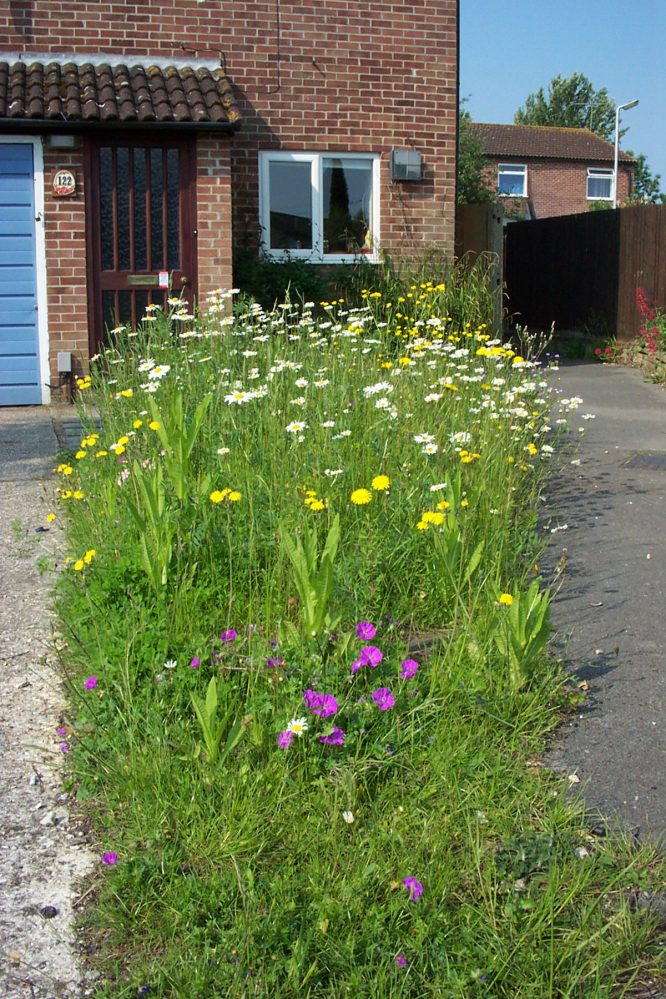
[469,122,635,222]
[0,1,458,405]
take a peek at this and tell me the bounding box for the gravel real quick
[0,407,94,998]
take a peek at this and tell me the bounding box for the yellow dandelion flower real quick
[117,436,129,445]
[422,511,444,526]
[149,421,160,431]
[416,520,429,531]
[73,490,84,500]
[228,491,241,502]
[350,488,372,506]
[133,419,143,429]
[74,559,85,571]
[309,499,325,511]
[46,513,56,523]
[460,498,469,508]
[526,443,538,456]
[436,500,450,511]
[83,549,96,563]
[499,593,513,606]
[75,450,86,460]
[95,450,108,458]
[209,489,229,504]
[119,389,133,398]
[371,475,390,492]
[60,490,72,500]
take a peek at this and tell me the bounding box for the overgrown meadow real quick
[53,281,664,996]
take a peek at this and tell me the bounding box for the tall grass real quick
[51,288,665,997]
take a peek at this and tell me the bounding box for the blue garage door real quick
[0,143,42,405]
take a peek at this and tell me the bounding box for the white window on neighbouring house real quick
[497,163,527,197]
[586,167,614,200]
[259,152,380,262]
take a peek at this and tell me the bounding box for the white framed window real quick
[586,167,613,200]
[497,163,527,197]
[259,151,380,262]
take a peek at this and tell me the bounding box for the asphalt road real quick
[544,361,666,846]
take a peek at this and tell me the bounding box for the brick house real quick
[469,123,635,221]
[0,0,458,404]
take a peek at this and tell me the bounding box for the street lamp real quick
[613,99,639,207]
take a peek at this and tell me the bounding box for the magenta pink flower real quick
[59,742,70,753]
[56,727,67,736]
[190,656,200,669]
[356,620,377,640]
[277,730,294,749]
[372,687,395,711]
[403,876,423,900]
[319,726,345,746]
[359,645,383,667]
[220,629,237,643]
[395,952,408,968]
[102,851,118,866]
[400,658,419,679]
[303,689,338,718]
[84,676,97,690]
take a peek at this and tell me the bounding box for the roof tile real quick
[470,123,634,164]
[0,58,240,128]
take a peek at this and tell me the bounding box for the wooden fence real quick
[504,205,666,339]
[455,203,504,333]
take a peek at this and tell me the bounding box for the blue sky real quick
[460,0,666,185]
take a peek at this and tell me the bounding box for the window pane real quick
[166,148,180,269]
[323,158,372,254]
[99,147,114,270]
[116,147,130,270]
[269,161,312,250]
[587,175,612,199]
[133,148,147,270]
[498,168,525,196]
[150,148,164,269]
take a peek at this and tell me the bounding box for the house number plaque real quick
[52,168,76,197]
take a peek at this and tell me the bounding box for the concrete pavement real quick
[544,361,666,845]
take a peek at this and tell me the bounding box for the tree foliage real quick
[514,73,618,141]
[457,108,495,205]
[624,152,666,205]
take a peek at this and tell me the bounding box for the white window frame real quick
[497,163,527,198]
[259,151,381,263]
[586,167,614,201]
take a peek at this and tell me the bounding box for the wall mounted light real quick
[391,149,422,181]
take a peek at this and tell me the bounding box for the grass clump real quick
[51,288,665,996]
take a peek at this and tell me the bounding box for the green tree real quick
[624,151,666,205]
[514,73,619,141]
[457,108,495,205]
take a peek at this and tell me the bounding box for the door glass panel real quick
[269,161,312,250]
[100,148,114,270]
[102,290,115,334]
[150,148,164,269]
[323,158,372,254]
[167,148,180,269]
[116,147,130,270]
[118,290,133,326]
[133,148,147,270]
[134,290,149,322]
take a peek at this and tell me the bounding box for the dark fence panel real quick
[504,205,666,339]
[617,206,666,338]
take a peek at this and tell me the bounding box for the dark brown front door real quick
[86,135,197,351]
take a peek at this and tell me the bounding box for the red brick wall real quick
[196,135,233,301]
[484,158,633,219]
[2,0,458,371]
[3,0,458,254]
[41,144,89,384]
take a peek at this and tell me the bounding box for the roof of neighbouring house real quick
[0,58,241,129]
[469,123,635,164]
